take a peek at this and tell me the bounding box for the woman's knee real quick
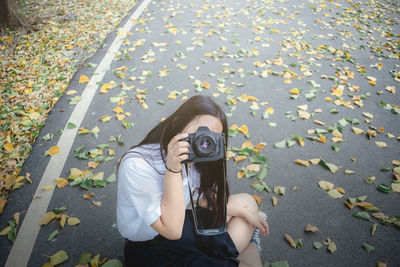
[229,193,258,213]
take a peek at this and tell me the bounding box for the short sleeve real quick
[118,157,163,226]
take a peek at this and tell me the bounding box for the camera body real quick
[181,126,225,163]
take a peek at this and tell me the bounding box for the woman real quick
[117,95,269,266]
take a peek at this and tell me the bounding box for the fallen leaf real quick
[284,234,297,248]
[45,146,60,156]
[79,75,89,83]
[40,212,57,226]
[239,125,249,135]
[50,250,69,265]
[305,224,319,232]
[318,180,334,191]
[67,217,80,226]
[295,159,310,167]
[272,196,278,207]
[352,127,364,135]
[375,141,387,148]
[55,178,68,188]
[328,189,343,199]
[253,195,263,205]
[328,241,337,253]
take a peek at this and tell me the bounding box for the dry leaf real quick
[284,234,297,248]
[60,214,67,228]
[234,155,247,162]
[352,127,364,135]
[319,180,334,191]
[237,170,245,179]
[309,158,321,165]
[55,178,68,188]
[79,75,89,83]
[92,201,102,206]
[253,195,263,205]
[305,224,319,232]
[67,217,80,226]
[272,196,278,207]
[40,212,57,226]
[239,125,249,134]
[375,141,387,148]
[246,164,260,172]
[295,159,310,167]
[45,146,60,156]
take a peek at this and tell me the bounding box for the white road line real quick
[5,0,152,266]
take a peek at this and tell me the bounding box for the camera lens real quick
[194,135,216,156]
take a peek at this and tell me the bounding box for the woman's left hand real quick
[244,211,269,237]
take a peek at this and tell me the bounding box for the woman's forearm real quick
[158,171,186,239]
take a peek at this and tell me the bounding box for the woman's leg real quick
[227,193,263,267]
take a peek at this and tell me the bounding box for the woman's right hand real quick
[166,133,190,172]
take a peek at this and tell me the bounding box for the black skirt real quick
[124,209,239,267]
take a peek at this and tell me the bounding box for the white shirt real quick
[117,144,200,241]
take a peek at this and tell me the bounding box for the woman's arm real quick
[151,133,190,240]
[227,199,269,236]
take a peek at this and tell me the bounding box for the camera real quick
[181,126,225,163]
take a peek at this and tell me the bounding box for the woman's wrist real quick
[165,164,182,174]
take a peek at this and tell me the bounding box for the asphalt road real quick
[1,0,400,266]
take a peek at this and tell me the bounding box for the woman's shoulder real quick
[120,143,165,172]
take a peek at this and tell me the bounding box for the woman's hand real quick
[166,133,190,172]
[244,211,270,237]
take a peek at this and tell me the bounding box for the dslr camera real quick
[181,126,225,163]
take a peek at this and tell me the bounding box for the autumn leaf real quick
[284,234,297,248]
[79,75,89,83]
[45,146,60,156]
[67,217,81,226]
[40,212,57,226]
[305,224,319,233]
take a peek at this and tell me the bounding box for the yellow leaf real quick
[201,81,210,89]
[290,88,300,95]
[116,114,126,121]
[84,193,95,200]
[93,172,104,180]
[92,201,102,206]
[336,187,345,194]
[246,164,260,172]
[332,86,343,97]
[40,212,57,226]
[375,141,387,148]
[295,159,310,167]
[253,195,263,205]
[284,234,297,248]
[241,141,253,149]
[317,135,327,143]
[325,97,332,102]
[88,161,100,169]
[234,155,247,162]
[247,95,259,101]
[352,126,364,135]
[55,178,68,188]
[318,180,334,191]
[309,158,321,165]
[272,196,278,207]
[237,170,246,179]
[100,115,111,123]
[230,124,238,131]
[45,146,60,156]
[79,75,89,84]
[42,185,55,191]
[368,80,376,86]
[239,125,249,134]
[113,107,124,114]
[67,217,80,226]
[60,214,67,228]
[265,107,274,115]
[0,226,11,235]
[4,143,13,152]
[66,90,77,95]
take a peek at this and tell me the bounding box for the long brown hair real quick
[117,95,229,227]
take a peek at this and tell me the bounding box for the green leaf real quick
[353,212,371,221]
[357,195,368,202]
[377,184,392,193]
[50,250,69,265]
[286,140,296,147]
[47,230,59,242]
[67,122,76,129]
[371,223,377,237]
[319,159,339,174]
[362,243,375,253]
[7,227,16,243]
[80,178,92,190]
[258,165,267,180]
[106,173,117,183]
[274,186,286,195]
[331,144,340,152]
[70,178,83,187]
[270,261,289,267]
[78,252,92,264]
[250,155,266,164]
[53,206,67,214]
[97,144,110,150]
[42,133,54,141]
[93,180,107,188]
[228,128,239,137]
[274,140,286,149]
[122,120,134,129]
[313,242,323,250]
[102,259,123,267]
